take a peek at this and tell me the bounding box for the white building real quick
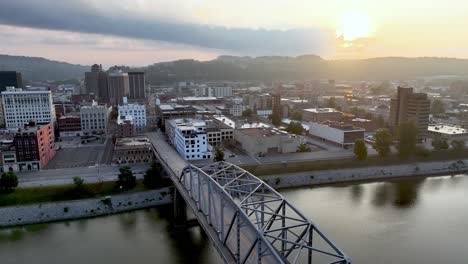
[308,121,365,148]
[228,98,244,117]
[118,97,147,133]
[80,101,112,135]
[1,87,56,129]
[166,118,212,160]
[210,86,232,98]
[194,85,232,98]
[428,125,468,141]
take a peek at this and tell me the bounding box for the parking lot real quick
[45,145,105,169]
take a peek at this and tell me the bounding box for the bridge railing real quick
[180,162,351,264]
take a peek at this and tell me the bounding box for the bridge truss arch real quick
[179,161,351,264]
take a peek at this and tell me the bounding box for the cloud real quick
[0,0,333,55]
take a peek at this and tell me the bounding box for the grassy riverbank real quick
[0,180,149,207]
[241,150,468,176]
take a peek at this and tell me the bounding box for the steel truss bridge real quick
[147,132,351,264]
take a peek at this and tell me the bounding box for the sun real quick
[336,12,372,41]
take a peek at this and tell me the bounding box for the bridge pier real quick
[173,188,187,226]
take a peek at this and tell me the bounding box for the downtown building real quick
[84,64,108,100]
[128,72,146,99]
[0,71,23,92]
[80,101,112,135]
[108,71,130,106]
[1,88,56,129]
[165,118,212,160]
[389,86,430,140]
[2,121,56,172]
[118,97,146,133]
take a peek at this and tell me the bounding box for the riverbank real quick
[242,150,467,176]
[0,188,172,228]
[260,158,468,189]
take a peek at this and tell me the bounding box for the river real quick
[1,174,467,264]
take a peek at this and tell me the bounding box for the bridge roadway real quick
[146,132,350,264]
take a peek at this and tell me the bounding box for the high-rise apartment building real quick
[389,86,430,139]
[0,71,23,92]
[128,72,146,99]
[84,64,108,99]
[108,71,129,106]
[1,88,56,129]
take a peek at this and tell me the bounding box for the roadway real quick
[17,164,149,187]
[146,131,237,263]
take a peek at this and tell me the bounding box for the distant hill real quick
[142,56,468,84]
[0,54,89,82]
[3,54,468,84]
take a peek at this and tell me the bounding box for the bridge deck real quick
[146,132,236,263]
[146,132,350,264]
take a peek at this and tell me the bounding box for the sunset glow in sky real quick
[0,0,467,66]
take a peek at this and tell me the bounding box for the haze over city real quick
[1,1,468,264]
[1,0,468,65]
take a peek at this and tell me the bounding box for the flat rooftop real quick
[239,127,290,137]
[303,108,339,113]
[181,97,218,101]
[115,137,151,147]
[158,104,192,111]
[428,125,468,135]
[317,121,364,131]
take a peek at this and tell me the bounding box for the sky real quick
[0,0,467,67]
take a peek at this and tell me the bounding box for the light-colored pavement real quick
[17,164,149,187]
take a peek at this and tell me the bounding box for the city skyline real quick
[1,0,468,66]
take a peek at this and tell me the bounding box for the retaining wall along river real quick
[0,188,172,227]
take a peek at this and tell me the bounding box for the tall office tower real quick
[271,92,282,116]
[107,71,130,106]
[389,86,430,140]
[128,72,146,99]
[84,64,108,100]
[1,88,56,129]
[0,71,23,91]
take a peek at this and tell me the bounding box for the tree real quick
[116,166,136,190]
[290,111,302,121]
[397,122,419,158]
[432,138,449,150]
[326,97,336,108]
[297,144,311,152]
[286,122,304,135]
[242,108,253,118]
[213,147,225,162]
[143,162,164,189]
[0,172,18,191]
[353,139,368,160]
[73,177,84,189]
[451,140,465,152]
[373,129,393,157]
[271,111,282,127]
[431,99,445,115]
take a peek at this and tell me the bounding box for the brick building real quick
[13,122,56,171]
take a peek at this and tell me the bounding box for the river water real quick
[1,175,467,264]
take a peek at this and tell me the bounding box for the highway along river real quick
[1,174,467,264]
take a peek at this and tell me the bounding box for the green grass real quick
[0,180,148,207]
[241,150,468,176]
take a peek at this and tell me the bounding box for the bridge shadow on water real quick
[142,205,217,264]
